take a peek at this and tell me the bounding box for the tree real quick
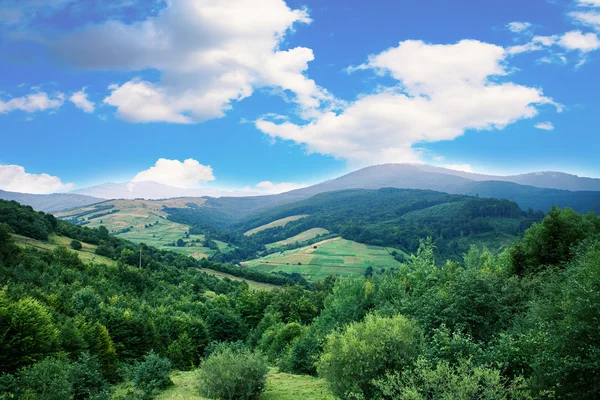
[318,313,422,399]
[70,240,83,250]
[176,238,185,247]
[0,291,59,374]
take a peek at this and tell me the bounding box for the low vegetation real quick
[2,199,600,399]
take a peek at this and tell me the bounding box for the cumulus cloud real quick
[0,91,64,114]
[0,164,74,194]
[535,121,555,130]
[559,30,600,51]
[131,158,215,188]
[257,39,558,165]
[254,181,307,194]
[69,88,95,113]
[507,22,532,33]
[51,0,333,123]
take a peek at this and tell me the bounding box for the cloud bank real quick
[131,158,216,188]
[0,164,74,194]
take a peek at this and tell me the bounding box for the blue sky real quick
[1,0,599,194]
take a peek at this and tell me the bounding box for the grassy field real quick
[244,215,309,236]
[55,199,228,259]
[265,228,329,250]
[114,368,333,400]
[198,268,278,291]
[12,233,117,266]
[244,237,405,281]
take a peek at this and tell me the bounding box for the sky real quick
[1,0,600,194]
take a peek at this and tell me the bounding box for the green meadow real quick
[244,237,406,281]
[265,228,329,249]
[244,215,308,236]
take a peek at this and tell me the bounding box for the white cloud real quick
[576,0,600,6]
[0,91,64,114]
[257,39,558,165]
[441,164,474,173]
[254,181,307,194]
[535,121,555,130]
[559,30,600,52]
[507,22,532,33]
[570,11,600,30]
[69,88,95,113]
[51,0,333,123]
[0,164,74,194]
[131,158,215,188]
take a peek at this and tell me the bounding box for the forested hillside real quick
[2,199,600,399]
[168,188,544,264]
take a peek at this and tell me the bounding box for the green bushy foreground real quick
[2,199,600,399]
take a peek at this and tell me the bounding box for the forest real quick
[1,199,600,399]
[167,188,545,264]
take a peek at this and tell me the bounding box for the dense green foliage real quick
[178,189,543,264]
[197,343,269,400]
[2,199,600,399]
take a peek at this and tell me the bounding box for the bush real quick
[71,352,110,400]
[372,357,532,400]
[197,344,268,400]
[133,351,172,395]
[19,357,73,400]
[257,322,304,362]
[317,313,422,399]
[70,240,83,250]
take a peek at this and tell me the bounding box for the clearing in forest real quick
[244,215,308,236]
[244,237,407,281]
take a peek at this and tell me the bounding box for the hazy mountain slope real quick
[454,181,600,214]
[392,164,600,191]
[0,189,103,213]
[71,180,259,199]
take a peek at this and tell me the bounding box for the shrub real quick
[317,313,422,399]
[19,357,73,400]
[71,352,110,400]
[132,351,172,395]
[257,322,304,362]
[70,240,83,250]
[197,344,268,400]
[372,357,532,400]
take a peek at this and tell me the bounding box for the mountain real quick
[402,164,600,191]
[277,164,600,214]
[0,189,103,213]
[71,180,260,199]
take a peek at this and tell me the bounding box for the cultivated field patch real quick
[244,215,308,236]
[245,237,403,281]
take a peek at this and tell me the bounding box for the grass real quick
[114,368,333,400]
[55,199,231,259]
[244,237,404,281]
[265,228,330,250]
[244,215,309,236]
[198,268,278,291]
[11,233,117,266]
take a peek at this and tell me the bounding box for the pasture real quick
[244,215,308,236]
[55,199,225,259]
[244,237,405,281]
[265,228,329,249]
[113,368,334,400]
[12,233,117,266]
